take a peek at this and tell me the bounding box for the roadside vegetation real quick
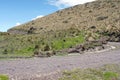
[59,64,120,80]
[0,28,86,57]
[0,75,9,80]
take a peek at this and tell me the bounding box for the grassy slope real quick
[0,28,85,57]
[8,0,120,34]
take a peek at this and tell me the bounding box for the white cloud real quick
[16,22,21,26]
[48,0,95,9]
[32,15,44,20]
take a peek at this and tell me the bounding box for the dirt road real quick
[0,42,120,80]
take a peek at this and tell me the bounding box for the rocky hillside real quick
[8,0,120,35]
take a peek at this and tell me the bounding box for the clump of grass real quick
[104,72,118,80]
[0,75,9,80]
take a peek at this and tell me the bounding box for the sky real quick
[0,0,95,32]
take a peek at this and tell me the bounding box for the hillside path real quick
[0,42,120,80]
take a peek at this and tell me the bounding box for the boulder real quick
[68,48,80,53]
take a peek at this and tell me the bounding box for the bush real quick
[3,49,8,54]
[27,27,36,34]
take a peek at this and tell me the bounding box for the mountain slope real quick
[8,0,120,34]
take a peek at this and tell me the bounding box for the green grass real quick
[0,53,33,57]
[104,72,118,80]
[59,64,120,80]
[0,75,9,80]
[52,35,85,50]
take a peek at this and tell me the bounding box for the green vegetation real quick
[59,64,120,80]
[0,33,35,57]
[0,28,86,57]
[0,75,9,80]
[0,24,118,57]
[104,72,118,80]
[52,34,84,50]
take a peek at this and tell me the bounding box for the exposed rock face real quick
[8,29,27,34]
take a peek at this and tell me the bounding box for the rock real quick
[96,16,108,21]
[76,45,83,49]
[68,48,80,53]
[98,36,108,43]
[88,37,95,41]
[46,51,56,57]
[95,46,104,51]
[33,51,45,57]
[46,52,51,57]
[8,29,27,34]
[114,37,120,42]
[90,26,96,29]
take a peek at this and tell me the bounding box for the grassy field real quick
[59,64,120,80]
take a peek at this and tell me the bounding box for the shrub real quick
[27,27,36,34]
[34,45,39,49]
[3,49,8,54]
